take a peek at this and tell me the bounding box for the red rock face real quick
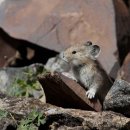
[117,52,130,82]
[113,0,130,65]
[0,36,16,67]
[0,0,128,77]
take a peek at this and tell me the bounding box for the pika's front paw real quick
[86,89,96,99]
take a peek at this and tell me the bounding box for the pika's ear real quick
[83,41,92,46]
[91,45,101,59]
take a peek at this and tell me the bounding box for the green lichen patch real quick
[17,110,46,130]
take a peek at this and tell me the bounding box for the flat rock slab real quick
[38,73,102,112]
[104,79,130,117]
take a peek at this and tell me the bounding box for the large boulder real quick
[0,0,122,76]
[38,73,102,112]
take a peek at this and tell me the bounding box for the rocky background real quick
[0,0,130,130]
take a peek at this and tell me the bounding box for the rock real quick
[103,79,130,117]
[0,0,121,75]
[0,28,16,67]
[123,0,130,7]
[39,73,102,112]
[0,93,130,129]
[0,28,58,67]
[113,0,130,65]
[117,52,130,82]
[0,118,16,130]
[0,63,46,102]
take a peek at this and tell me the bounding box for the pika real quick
[62,41,113,101]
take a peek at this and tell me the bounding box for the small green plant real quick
[0,109,46,130]
[9,66,47,99]
[17,110,46,130]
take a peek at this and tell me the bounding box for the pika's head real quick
[62,41,101,64]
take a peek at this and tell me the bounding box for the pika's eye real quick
[72,51,77,54]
